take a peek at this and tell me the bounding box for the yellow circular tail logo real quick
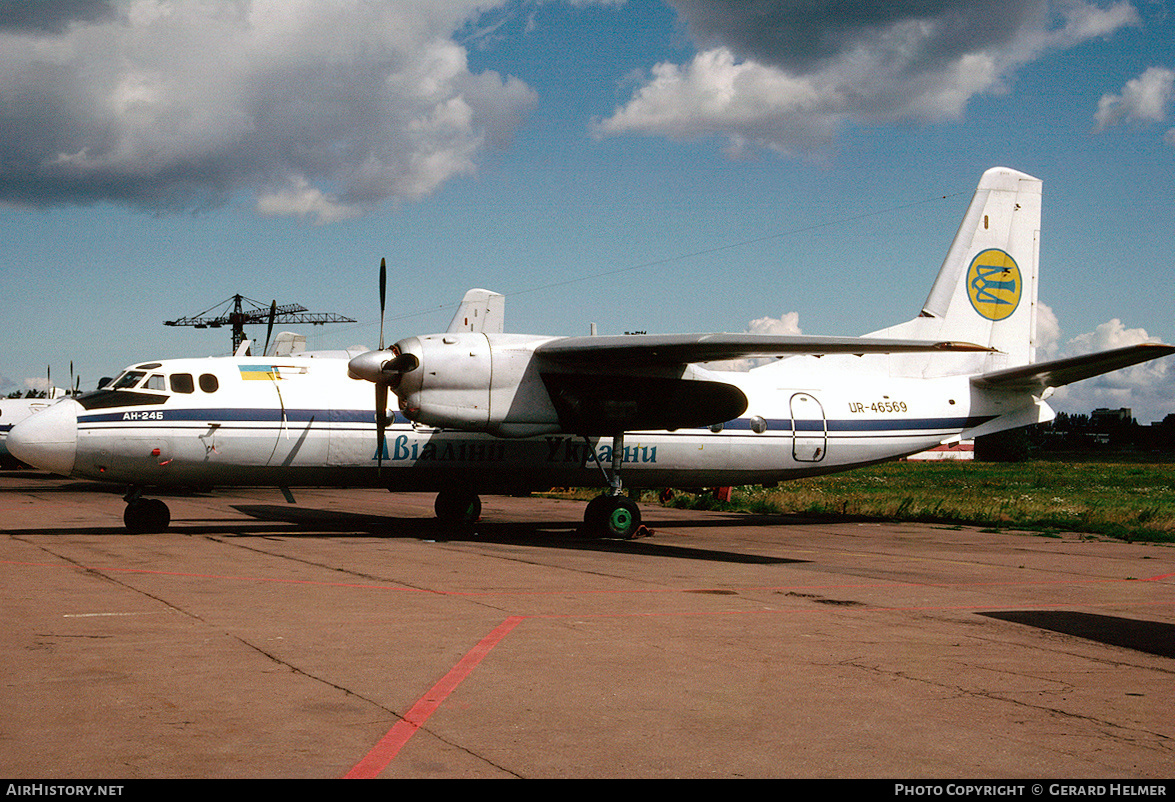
[966,248,1021,321]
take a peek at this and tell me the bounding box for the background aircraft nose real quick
[7,399,79,476]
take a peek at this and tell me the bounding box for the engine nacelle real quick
[391,333,563,437]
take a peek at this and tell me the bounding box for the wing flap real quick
[970,343,1175,392]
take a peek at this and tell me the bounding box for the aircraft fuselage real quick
[18,353,1018,493]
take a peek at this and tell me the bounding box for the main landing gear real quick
[429,432,646,539]
[581,431,644,539]
[583,493,642,539]
[123,487,171,534]
[431,487,643,539]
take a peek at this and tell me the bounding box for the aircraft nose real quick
[7,399,79,476]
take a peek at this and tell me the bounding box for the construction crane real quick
[164,294,355,355]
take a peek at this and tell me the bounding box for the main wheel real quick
[434,489,481,525]
[124,498,171,534]
[584,494,642,539]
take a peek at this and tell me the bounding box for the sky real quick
[1,0,1173,422]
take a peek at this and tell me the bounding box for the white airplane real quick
[1,385,78,468]
[9,167,1173,536]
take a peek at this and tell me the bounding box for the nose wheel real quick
[434,488,482,525]
[123,488,171,534]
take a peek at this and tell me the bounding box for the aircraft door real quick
[253,365,328,468]
[790,392,827,462]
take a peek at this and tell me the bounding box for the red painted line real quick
[343,615,525,779]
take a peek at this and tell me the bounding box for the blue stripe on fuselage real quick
[77,408,991,434]
[717,415,991,432]
[78,408,413,425]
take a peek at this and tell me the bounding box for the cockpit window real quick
[170,374,195,394]
[199,374,219,393]
[145,374,166,391]
[111,371,146,390]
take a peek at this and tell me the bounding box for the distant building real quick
[1091,408,1132,426]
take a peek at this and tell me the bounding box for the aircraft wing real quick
[534,333,990,434]
[535,333,993,367]
[970,343,1175,392]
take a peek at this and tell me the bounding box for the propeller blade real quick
[367,259,392,471]
[375,382,388,470]
[264,300,277,357]
[378,257,387,351]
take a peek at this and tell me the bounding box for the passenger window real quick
[170,374,195,394]
[199,374,219,393]
[145,374,166,391]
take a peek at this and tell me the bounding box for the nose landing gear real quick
[433,488,482,525]
[123,488,170,534]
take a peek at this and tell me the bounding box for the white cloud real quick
[1035,301,1062,359]
[596,48,837,156]
[747,310,802,337]
[1048,318,1175,423]
[1066,317,1156,354]
[1095,65,1175,138]
[598,0,1141,154]
[255,177,362,226]
[0,0,537,221]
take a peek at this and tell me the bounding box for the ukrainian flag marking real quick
[239,365,277,380]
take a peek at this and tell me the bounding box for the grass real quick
[544,460,1175,543]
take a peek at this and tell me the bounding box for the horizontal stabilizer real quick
[970,343,1175,392]
[537,333,992,367]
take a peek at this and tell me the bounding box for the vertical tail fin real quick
[447,289,505,334]
[871,167,1041,374]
